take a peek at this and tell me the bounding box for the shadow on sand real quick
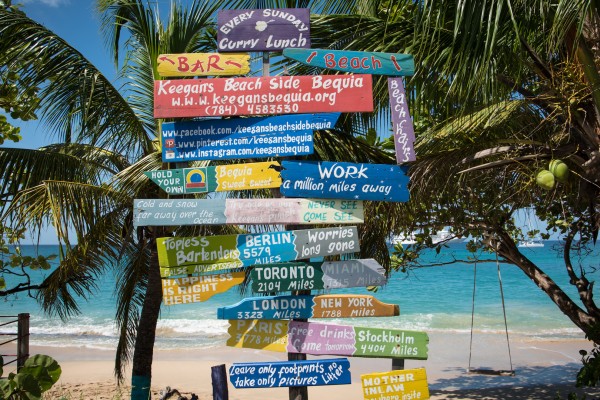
[429,363,600,399]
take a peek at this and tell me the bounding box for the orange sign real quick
[157,53,250,76]
[161,271,245,305]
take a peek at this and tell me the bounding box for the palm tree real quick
[307,0,600,344]
[0,1,402,399]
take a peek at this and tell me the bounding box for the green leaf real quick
[23,354,61,385]
[0,276,5,290]
[13,372,42,399]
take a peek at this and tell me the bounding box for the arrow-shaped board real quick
[227,320,429,360]
[250,259,387,292]
[280,161,410,202]
[217,294,399,319]
[157,226,360,269]
[157,53,250,76]
[161,271,245,305]
[230,359,351,389]
[389,77,416,163]
[161,113,340,163]
[283,48,414,76]
[361,368,430,400]
[144,161,281,195]
[133,198,363,227]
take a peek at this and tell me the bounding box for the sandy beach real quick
[15,332,598,399]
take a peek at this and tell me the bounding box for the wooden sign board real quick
[160,260,243,278]
[133,198,364,227]
[227,320,429,360]
[154,74,373,118]
[161,271,245,305]
[280,161,410,202]
[161,113,339,162]
[157,53,250,77]
[217,8,310,52]
[389,77,416,163]
[144,162,281,195]
[230,358,351,389]
[250,259,387,292]
[361,368,430,400]
[283,48,414,76]
[157,226,360,268]
[217,294,399,320]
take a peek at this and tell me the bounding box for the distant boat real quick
[390,228,460,246]
[518,239,544,248]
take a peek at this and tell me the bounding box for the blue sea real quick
[1,241,598,350]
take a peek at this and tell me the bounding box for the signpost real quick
[157,53,250,76]
[217,8,310,52]
[156,226,360,269]
[361,368,430,400]
[133,198,364,227]
[217,294,399,320]
[250,259,387,293]
[283,49,414,76]
[160,112,340,162]
[161,271,245,305]
[229,359,351,389]
[227,320,429,360]
[280,161,410,202]
[144,161,281,194]
[388,77,416,163]
[153,74,373,118]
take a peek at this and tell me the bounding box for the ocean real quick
[1,241,598,351]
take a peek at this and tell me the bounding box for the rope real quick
[496,250,514,372]
[468,260,477,371]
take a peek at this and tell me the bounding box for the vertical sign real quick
[217,8,310,52]
[388,77,416,163]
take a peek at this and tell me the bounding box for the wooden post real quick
[211,364,229,400]
[392,358,404,370]
[17,313,29,370]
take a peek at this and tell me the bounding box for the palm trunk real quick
[131,240,163,400]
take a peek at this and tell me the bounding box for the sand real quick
[13,332,600,399]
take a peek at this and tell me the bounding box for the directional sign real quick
[217,8,310,52]
[227,320,429,360]
[280,161,410,202]
[361,368,430,400]
[161,271,245,305]
[389,77,416,163]
[160,260,243,278]
[229,359,351,389]
[250,259,387,293]
[157,53,250,77]
[144,162,281,194]
[283,49,414,76]
[157,226,360,268]
[217,294,399,320]
[154,74,373,118]
[160,113,339,162]
[133,198,363,227]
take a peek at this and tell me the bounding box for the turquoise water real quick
[1,241,598,350]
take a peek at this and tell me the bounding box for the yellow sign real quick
[161,271,244,305]
[215,162,282,191]
[157,53,250,76]
[312,294,399,318]
[226,319,288,352]
[361,368,429,400]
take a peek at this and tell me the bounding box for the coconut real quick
[549,159,570,183]
[536,169,555,190]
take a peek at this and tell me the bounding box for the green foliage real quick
[0,68,39,145]
[577,345,600,388]
[0,354,61,399]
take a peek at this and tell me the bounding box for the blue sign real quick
[280,161,410,202]
[161,113,340,162]
[229,358,351,388]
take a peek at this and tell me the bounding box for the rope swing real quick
[468,250,515,376]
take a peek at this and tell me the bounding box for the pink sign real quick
[388,77,416,163]
[286,320,355,356]
[154,75,373,118]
